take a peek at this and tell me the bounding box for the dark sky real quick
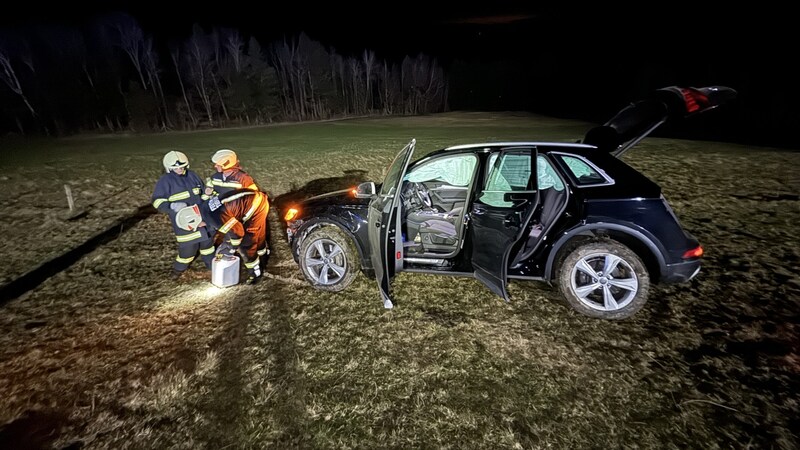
[1,3,795,148]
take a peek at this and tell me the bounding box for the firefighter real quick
[203,149,259,197]
[175,188,269,285]
[203,148,270,267]
[152,151,216,279]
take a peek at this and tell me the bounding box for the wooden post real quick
[64,184,75,212]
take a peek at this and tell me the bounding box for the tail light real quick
[683,246,703,259]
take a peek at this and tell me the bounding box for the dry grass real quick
[0,112,798,449]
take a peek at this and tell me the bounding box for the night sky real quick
[1,3,795,149]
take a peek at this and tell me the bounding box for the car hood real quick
[583,85,737,156]
[301,188,369,209]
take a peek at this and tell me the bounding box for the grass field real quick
[0,112,798,449]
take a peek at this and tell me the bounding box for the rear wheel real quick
[299,227,358,292]
[558,240,650,320]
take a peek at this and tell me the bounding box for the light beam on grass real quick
[155,283,230,311]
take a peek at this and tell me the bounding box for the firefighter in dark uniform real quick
[203,148,270,267]
[152,150,216,279]
[176,188,269,284]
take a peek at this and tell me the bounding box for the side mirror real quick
[354,181,376,198]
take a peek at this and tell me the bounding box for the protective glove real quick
[170,202,188,212]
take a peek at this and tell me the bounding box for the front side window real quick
[404,153,477,186]
[379,142,415,197]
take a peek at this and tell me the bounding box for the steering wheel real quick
[414,182,432,208]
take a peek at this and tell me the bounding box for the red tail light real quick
[683,246,703,259]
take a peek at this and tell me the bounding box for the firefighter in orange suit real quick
[176,188,269,284]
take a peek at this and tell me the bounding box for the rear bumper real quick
[662,259,701,283]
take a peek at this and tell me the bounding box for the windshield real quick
[379,140,415,197]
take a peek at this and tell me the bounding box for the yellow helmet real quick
[175,205,203,231]
[212,149,238,170]
[163,150,189,173]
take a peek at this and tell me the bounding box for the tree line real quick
[0,13,448,136]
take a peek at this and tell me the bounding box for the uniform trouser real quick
[239,207,268,277]
[174,238,216,272]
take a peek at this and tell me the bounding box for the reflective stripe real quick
[201,194,210,200]
[230,238,242,246]
[200,246,216,255]
[244,258,260,269]
[257,248,268,256]
[246,183,259,190]
[169,191,191,201]
[153,198,167,208]
[192,187,201,195]
[212,180,243,189]
[176,255,194,264]
[242,193,263,223]
[176,231,201,242]
[221,191,255,204]
[219,217,239,233]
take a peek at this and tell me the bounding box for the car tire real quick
[558,239,650,320]
[298,226,358,292]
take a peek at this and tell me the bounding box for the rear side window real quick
[556,154,613,186]
[479,151,533,207]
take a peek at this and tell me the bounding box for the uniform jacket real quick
[152,170,214,244]
[205,167,258,197]
[202,189,269,246]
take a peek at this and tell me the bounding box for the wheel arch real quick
[545,222,666,283]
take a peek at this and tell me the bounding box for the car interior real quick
[401,154,477,261]
[400,152,569,268]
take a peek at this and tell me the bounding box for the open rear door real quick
[367,139,416,309]
[469,148,538,301]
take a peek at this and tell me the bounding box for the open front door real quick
[470,148,538,300]
[367,139,416,309]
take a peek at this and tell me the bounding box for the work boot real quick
[245,268,262,285]
[171,269,184,280]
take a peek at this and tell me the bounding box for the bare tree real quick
[362,49,375,112]
[143,37,172,130]
[110,13,148,89]
[169,45,198,129]
[186,25,216,126]
[0,49,37,119]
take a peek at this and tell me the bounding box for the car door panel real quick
[367,139,416,308]
[470,149,538,300]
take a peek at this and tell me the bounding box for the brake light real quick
[681,88,709,113]
[683,246,703,259]
[284,208,299,221]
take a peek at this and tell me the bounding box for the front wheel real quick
[298,226,358,292]
[558,240,650,320]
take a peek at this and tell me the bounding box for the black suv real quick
[281,86,736,319]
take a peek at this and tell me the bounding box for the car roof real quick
[443,142,596,152]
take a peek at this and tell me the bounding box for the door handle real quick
[473,206,486,215]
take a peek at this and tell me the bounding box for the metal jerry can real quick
[212,255,240,287]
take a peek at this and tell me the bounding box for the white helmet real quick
[175,205,203,231]
[163,150,189,173]
[211,149,238,170]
